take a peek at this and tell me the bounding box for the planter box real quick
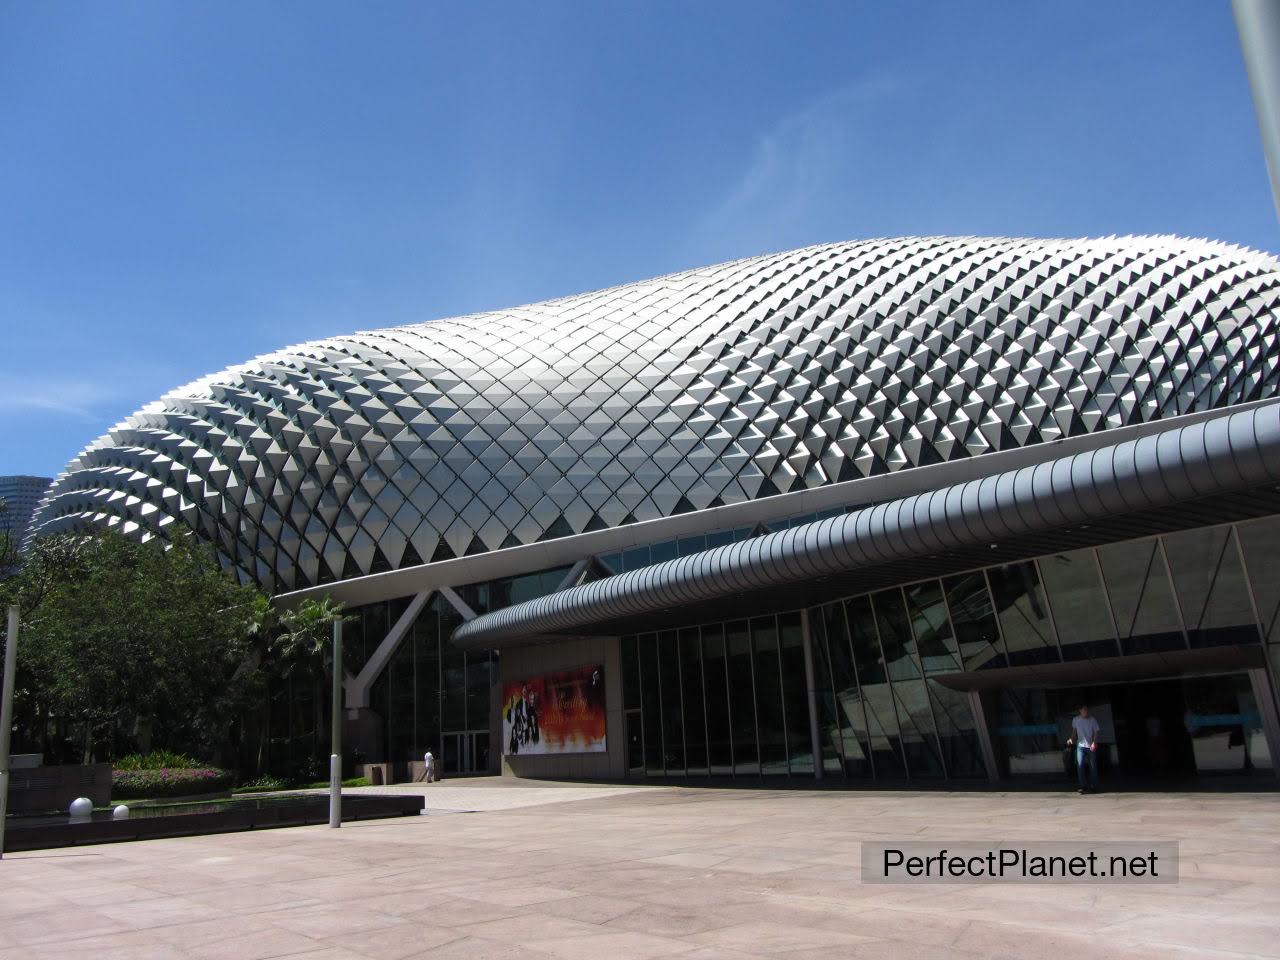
[4,792,425,852]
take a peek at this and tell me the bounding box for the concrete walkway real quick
[4,783,1280,959]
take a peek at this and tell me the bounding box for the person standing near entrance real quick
[418,749,436,783]
[1067,705,1101,794]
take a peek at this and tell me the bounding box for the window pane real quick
[701,625,734,775]
[680,629,708,776]
[726,620,760,775]
[1182,673,1271,774]
[657,631,685,776]
[779,612,814,776]
[987,562,1060,666]
[625,711,644,777]
[440,602,466,730]
[872,589,923,681]
[821,602,872,777]
[1098,539,1185,654]
[414,603,440,758]
[752,617,788,777]
[904,580,962,675]
[871,590,942,778]
[1038,550,1119,661]
[388,630,415,764]
[943,572,1005,671]
[441,646,466,731]
[369,669,390,763]
[887,676,945,779]
[927,681,986,778]
[845,596,907,779]
[622,546,649,571]
[1164,527,1259,648]
[465,651,491,734]
[621,635,641,711]
[807,609,847,776]
[1238,517,1280,643]
[639,634,664,776]
[998,688,1068,777]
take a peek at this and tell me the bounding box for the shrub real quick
[113,750,203,771]
[233,774,289,793]
[112,766,234,799]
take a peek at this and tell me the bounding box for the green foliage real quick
[1,528,263,762]
[272,596,347,677]
[300,776,371,789]
[114,750,203,771]
[233,774,290,793]
[112,766,234,799]
[0,526,348,774]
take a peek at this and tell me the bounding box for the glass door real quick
[442,730,491,775]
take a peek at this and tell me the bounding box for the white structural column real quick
[437,585,478,622]
[345,590,434,709]
[799,608,824,781]
[0,606,18,857]
[1235,0,1280,221]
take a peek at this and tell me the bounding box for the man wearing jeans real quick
[1067,705,1101,794]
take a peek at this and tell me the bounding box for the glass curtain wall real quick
[619,517,1280,783]
[271,593,494,773]
[622,613,813,779]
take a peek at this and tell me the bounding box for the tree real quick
[1,528,262,763]
[239,592,347,774]
[0,526,349,772]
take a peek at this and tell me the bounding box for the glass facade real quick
[266,516,1280,784]
[597,506,856,576]
[268,592,495,775]
[621,613,815,779]
[621,517,1280,782]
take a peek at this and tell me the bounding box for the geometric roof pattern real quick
[30,235,1280,591]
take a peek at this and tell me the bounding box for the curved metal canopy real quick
[453,402,1280,649]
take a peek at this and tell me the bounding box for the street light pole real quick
[0,606,20,859]
[329,615,342,829]
[1234,0,1280,222]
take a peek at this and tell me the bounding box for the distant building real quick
[1,475,53,550]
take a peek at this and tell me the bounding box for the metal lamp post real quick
[329,615,342,828]
[1235,0,1280,222]
[0,606,20,858]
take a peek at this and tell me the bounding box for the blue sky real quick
[1,1,1275,477]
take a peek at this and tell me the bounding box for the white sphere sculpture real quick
[69,797,93,820]
[112,804,130,820]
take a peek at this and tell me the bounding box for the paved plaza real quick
[3,778,1280,959]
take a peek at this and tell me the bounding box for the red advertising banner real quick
[502,664,606,756]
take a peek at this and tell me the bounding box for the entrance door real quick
[1110,680,1195,779]
[996,672,1271,784]
[442,730,491,775]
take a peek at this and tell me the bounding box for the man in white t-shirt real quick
[1066,705,1101,794]
[417,749,436,783]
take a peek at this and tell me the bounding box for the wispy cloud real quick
[0,375,120,420]
[696,75,906,255]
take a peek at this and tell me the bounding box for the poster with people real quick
[502,664,606,755]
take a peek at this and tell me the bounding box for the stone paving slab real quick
[4,784,1280,959]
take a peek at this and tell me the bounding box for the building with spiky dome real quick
[30,236,1280,783]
